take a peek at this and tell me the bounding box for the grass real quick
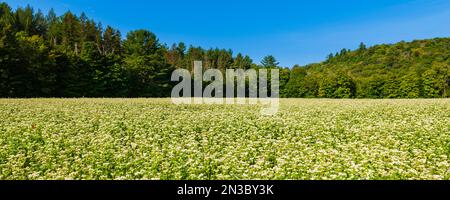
[0,98,449,180]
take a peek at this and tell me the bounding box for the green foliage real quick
[1,2,450,98]
[398,72,421,98]
[0,3,255,97]
[260,55,279,68]
[422,63,449,98]
[422,69,441,98]
[286,38,450,98]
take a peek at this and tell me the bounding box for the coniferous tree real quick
[261,55,279,68]
[1,2,450,98]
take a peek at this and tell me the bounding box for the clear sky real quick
[4,0,450,67]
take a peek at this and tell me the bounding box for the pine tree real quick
[261,55,279,68]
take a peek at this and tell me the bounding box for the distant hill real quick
[283,38,450,98]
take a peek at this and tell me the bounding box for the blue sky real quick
[4,0,450,67]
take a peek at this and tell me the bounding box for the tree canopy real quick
[283,40,450,98]
[1,2,449,98]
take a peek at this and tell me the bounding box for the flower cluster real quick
[0,98,449,180]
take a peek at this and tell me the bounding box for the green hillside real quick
[284,39,450,98]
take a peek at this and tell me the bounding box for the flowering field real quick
[0,98,449,180]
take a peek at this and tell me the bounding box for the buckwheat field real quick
[0,99,449,180]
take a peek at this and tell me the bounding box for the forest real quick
[1,3,449,98]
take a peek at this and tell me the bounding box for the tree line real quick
[285,42,450,98]
[1,3,449,98]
